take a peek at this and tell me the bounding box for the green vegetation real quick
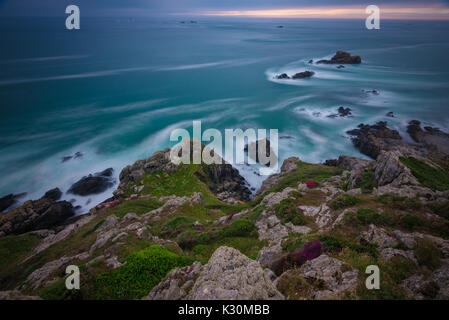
[376,194,421,211]
[330,194,361,210]
[319,235,378,257]
[355,171,376,194]
[345,208,394,226]
[223,219,257,238]
[274,198,308,226]
[400,157,449,191]
[267,161,342,194]
[95,245,193,300]
[107,198,162,218]
[414,239,442,270]
[400,214,424,230]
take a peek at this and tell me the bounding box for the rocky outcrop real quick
[374,150,418,187]
[0,193,26,213]
[256,157,300,196]
[68,168,115,196]
[317,51,361,65]
[42,188,62,201]
[407,120,449,156]
[0,197,75,237]
[0,290,41,300]
[187,247,284,300]
[145,262,202,300]
[328,107,352,118]
[275,71,314,79]
[347,121,403,159]
[298,254,359,299]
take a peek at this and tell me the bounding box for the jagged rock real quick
[98,215,119,231]
[374,150,418,187]
[257,243,283,268]
[105,255,125,269]
[0,290,41,300]
[360,224,399,249]
[347,122,403,159]
[68,168,115,196]
[393,230,417,249]
[292,71,315,79]
[145,262,202,300]
[28,214,95,259]
[188,247,284,300]
[275,73,290,79]
[380,248,417,264]
[26,252,89,289]
[89,228,121,254]
[299,254,359,299]
[407,120,449,156]
[31,229,55,238]
[337,155,372,172]
[328,107,352,118]
[317,51,361,64]
[256,213,289,244]
[280,157,299,173]
[298,204,333,230]
[42,188,62,201]
[143,193,203,223]
[261,187,296,209]
[0,193,27,213]
[0,197,75,237]
[122,212,140,221]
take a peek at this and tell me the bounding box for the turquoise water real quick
[1,17,449,212]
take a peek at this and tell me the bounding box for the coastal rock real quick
[292,71,314,79]
[328,107,352,118]
[68,168,115,196]
[42,188,62,201]
[346,121,403,159]
[145,262,202,300]
[0,197,75,237]
[374,150,418,187]
[257,243,283,268]
[275,73,290,79]
[317,51,361,65]
[407,120,449,156]
[0,193,26,213]
[188,246,284,300]
[299,254,359,299]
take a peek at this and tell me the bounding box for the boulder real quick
[299,254,359,299]
[42,188,62,201]
[360,224,398,249]
[407,120,449,156]
[374,150,418,187]
[291,71,314,79]
[328,107,352,118]
[346,122,403,159]
[188,246,284,300]
[275,73,290,79]
[0,197,75,237]
[317,51,361,64]
[68,168,115,196]
[0,193,26,213]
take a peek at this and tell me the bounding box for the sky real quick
[1,0,449,19]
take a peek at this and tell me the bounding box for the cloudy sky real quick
[1,0,449,19]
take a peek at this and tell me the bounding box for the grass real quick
[355,171,376,194]
[274,198,308,226]
[414,238,442,270]
[319,235,378,257]
[266,161,342,195]
[400,157,449,191]
[107,198,162,218]
[345,208,394,226]
[223,219,258,238]
[94,245,193,300]
[330,194,361,210]
[376,194,421,211]
[0,233,41,289]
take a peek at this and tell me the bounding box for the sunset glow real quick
[197,5,449,20]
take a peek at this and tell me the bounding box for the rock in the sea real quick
[188,246,284,300]
[42,188,62,201]
[291,71,315,79]
[407,120,449,156]
[0,193,26,213]
[328,107,352,118]
[317,51,361,65]
[68,168,115,196]
[386,111,394,118]
[61,151,83,163]
[346,121,403,159]
[0,197,75,237]
[275,73,290,79]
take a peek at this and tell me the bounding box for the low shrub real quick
[274,198,307,225]
[414,239,442,270]
[223,219,257,238]
[95,245,192,299]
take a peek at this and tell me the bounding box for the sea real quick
[1,17,449,213]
